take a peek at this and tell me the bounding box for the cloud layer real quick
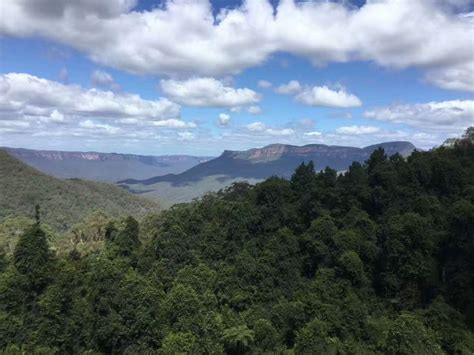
[1,0,472,91]
[364,100,474,132]
[0,73,197,141]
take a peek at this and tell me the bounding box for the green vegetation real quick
[0,149,159,231]
[0,130,473,353]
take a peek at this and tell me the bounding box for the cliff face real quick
[224,141,415,163]
[121,141,417,186]
[5,147,211,164]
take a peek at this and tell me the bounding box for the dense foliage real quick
[1,133,473,354]
[0,150,159,231]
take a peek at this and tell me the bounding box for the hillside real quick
[1,133,473,354]
[120,141,416,206]
[0,150,159,230]
[4,147,212,182]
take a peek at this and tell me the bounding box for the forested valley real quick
[1,130,473,354]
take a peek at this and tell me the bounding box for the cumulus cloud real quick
[79,120,122,135]
[247,105,262,114]
[258,80,272,89]
[266,128,295,136]
[425,62,474,92]
[160,77,261,107]
[364,100,474,132]
[296,85,362,108]
[152,119,197,129]
[217,113,231,127]
[275,80,302,94]
[336,126,380,135]
[0,72,199,143]
[273,80,361,108]
[91,70,121,91]
[1,0,472,90]
[304,131,322,137]
[246,121,267,132]
[178,131,194,140]
[245,121,294,136]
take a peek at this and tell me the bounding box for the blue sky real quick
[0,0,473,155]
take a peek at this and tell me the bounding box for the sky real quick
[0,0,473,156]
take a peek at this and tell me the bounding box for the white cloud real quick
[364,100,474,132]
[91,70,121,91]
[246,121,267,132]
[48,110,65,123]
[425,62,474,92]
[1,0,472,91]
[247,105,262,115]
[160,77,261,107]
[79,120,122,135]
[336,125,380,135]
[266,128,295,136]
[296,85,362,108]
[258,80,272,89]
[273,80,361,108]
[178,131,194,140]
[152,119,197,129]
[217,113,231,127]
[304,131,322,137]
[0,72,201,144]
[245,121,294,136]
[0,72,180,121]
[0,120,30,128]
[275,80,302,94]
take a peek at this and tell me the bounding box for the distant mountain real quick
[122,141,416,185]
[119,141,416,207]
[3,147,213,182]
[0,149,159,230]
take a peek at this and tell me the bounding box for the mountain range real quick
[119,141,416,206]
[3,147,212,182]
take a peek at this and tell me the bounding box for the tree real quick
[291,161,315,195]
[222,325,254,355]
[383,314,443,355]
[337,251,365,286]
[159,332,196,354]
[252,319,282,352]
[108,216,140,258]
[377,213,435,308]
[366,147,387,174]
[13,221,50,289]
[294,318,340,354]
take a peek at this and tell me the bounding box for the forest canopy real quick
[0,129,473,354]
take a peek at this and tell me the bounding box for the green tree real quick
[337,250,365,286]
[222,325,255,355]
[383,313,443,355]
[13,221,51,291]
[294,318,340,354]
[159,332,196,354]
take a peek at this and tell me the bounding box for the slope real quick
[0,149,159,230]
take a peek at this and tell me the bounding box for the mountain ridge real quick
[3,147,213,182]
[120,141,416,186]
